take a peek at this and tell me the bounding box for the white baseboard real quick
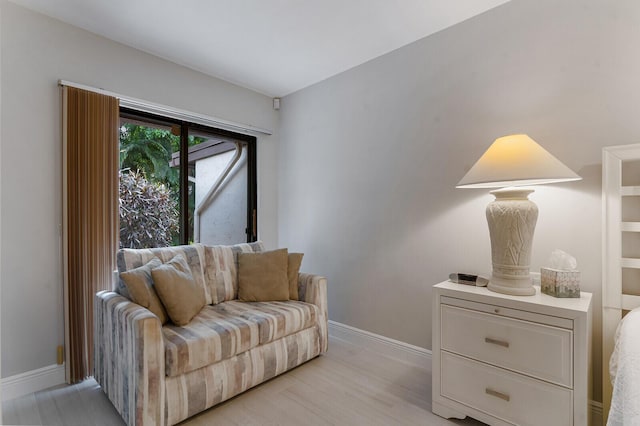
[328,320,431,368]
[1,364,65,401]
[328,320,603,425]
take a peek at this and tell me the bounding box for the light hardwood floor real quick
[2,337,485,425]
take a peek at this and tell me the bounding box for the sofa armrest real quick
[298,273,328,353]
[94,291,165,426]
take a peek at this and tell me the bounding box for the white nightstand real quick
[432,281,592,426]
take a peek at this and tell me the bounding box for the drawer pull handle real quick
[484,337,509,348]
[486,388,510,402]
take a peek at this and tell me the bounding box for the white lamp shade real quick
[456,134,582,188]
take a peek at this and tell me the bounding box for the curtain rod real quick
[58,80,273,136]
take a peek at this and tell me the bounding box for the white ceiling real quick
[10,0,511,97]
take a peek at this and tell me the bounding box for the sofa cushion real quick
[117,244,210,303]
[238,249,290,302]
[152,255,206,326]
[162,300,318,377]
[201,241,264,304]
[119,257,168,324]
[288,253,304,300]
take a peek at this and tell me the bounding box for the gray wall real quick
[279,0,640,402]
[0,1,279,378]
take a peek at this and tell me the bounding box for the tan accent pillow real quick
[119,257,168,324]
[238,248,289,302]
[152,254,205,326]
[288,253,304,300]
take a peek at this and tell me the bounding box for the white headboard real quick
[602,143,640,420]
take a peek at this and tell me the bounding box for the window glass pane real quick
[189,131,249,245]
[119,121,181,248]
[118,110,256,248]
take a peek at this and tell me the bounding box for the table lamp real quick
[456,134,581,296]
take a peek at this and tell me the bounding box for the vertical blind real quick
[63,86,119,383]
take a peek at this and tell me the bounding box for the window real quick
[119,108,257,248]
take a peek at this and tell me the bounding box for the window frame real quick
[119,107,258,245]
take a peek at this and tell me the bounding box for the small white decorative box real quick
[541,267,580,298]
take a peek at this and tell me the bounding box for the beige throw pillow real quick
[119,257,168,324]
[152,254,205,326]
[238,248,289,302]
[288,253,304,300]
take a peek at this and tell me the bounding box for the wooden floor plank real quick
[12,393,43,425]
[33,386,65,426]
[1,398,19,426]
[3,337,486,425]
[76,379,125,426]
[49,384,94,426]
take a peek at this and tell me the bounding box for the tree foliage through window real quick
[119,124,181,247]
[119,123,207,248]
[119,169,179,248]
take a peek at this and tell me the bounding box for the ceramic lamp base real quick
[488,277,536,296]
[486,187,538,296]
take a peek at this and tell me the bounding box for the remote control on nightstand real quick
[448,273,488,287]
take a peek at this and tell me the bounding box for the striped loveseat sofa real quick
[94,242,328,426]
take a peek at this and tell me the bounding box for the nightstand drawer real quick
[441,351,573,426]
[441,304,573,387]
